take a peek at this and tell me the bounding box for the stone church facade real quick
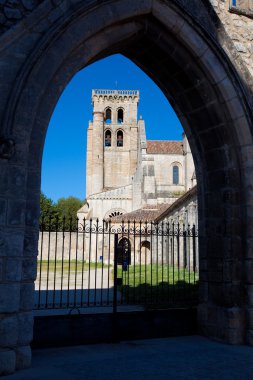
[77,89,196,223]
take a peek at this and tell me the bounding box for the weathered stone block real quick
[22,0,36,10]
[7,0,19,5]
[25,200,40,228]
[225,327,244,344]
[8,165,27,198]
[244,259,253,283]
[5,258,22,281]
[24,230,39,257]
[7,200,26,226]
[0,229,24,257]
[246,285,253,305]
[0,199,7,225]
[15,345,31,370]
[0,314,18,347]
[245,308,253,329]
[246,329,253,345]
[0,349,16,375]
[0,283,20,313]
[4,7,22,19]
[198,281,208,303]
[198,303,208,323]
[225,307,244,329]
[18,312,33,346]
[0,163,8,196]
[22,258,37,281]
[20,282,35,311]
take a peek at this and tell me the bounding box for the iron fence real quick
[35,216,199,312]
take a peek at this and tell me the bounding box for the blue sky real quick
[41,54,183,202]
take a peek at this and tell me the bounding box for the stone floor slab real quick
[6,336,253,379]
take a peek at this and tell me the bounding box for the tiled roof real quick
[109,186,197,223]
[146,140,183,155]
[109,204,169,223]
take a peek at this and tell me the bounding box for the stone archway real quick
[0,0,253,374]
[140,241,151,265]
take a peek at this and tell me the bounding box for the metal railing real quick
[35,216,199,312]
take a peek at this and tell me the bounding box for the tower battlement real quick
[92,89,139,107]
[91,88,139,125]
[92,89,139,97]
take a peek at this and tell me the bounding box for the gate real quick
[35,216,198,313]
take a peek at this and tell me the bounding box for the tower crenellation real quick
[92,89,139,124]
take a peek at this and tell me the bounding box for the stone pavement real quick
[6,336,253,380]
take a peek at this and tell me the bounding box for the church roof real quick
[109,186,197,223]
[146,140,183,155]
[109,204,169,223]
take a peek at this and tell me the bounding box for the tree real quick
[40,193,84,230]
[40,192,58,230]
[55,196,83,228]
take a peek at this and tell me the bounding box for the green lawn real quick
[36,260,198,307]
[117,264,197,285]
[116,264,199,308]
[37,260,110,273]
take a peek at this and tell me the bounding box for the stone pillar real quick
[0,160,33,375]
[183,134,195,191]
[86,121,93,198]
[91,112,104,195]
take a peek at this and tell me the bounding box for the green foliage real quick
[56,196,83,223]
[40,192,58,229]
[119,264,199,308]
[171,191,185,198]
[40,192,84,230]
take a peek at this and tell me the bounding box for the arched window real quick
[108,211,123,218]
[105,108,112,123]
[104,130,111,147]
[117,108,124,123]
[117,130,123,147]
[140,241,151,264]
[173,165,179,185]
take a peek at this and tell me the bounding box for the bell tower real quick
[86,89,140,197]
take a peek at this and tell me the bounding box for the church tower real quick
[86,89,139,197]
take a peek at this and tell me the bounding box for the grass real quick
[117,264,197,285]
[36,260,198,308]
[116,264,199,308]
[37,260,110,273]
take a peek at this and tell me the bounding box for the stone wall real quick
[158,187,198,227]
[38,232,87,262]
[210,0,253,75]
[0,0,43,35]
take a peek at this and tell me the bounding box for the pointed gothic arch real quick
[1,1,253,370]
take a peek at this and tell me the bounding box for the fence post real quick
[113,233,118,342]
[192,224,196,272]
[113,233,118,314]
